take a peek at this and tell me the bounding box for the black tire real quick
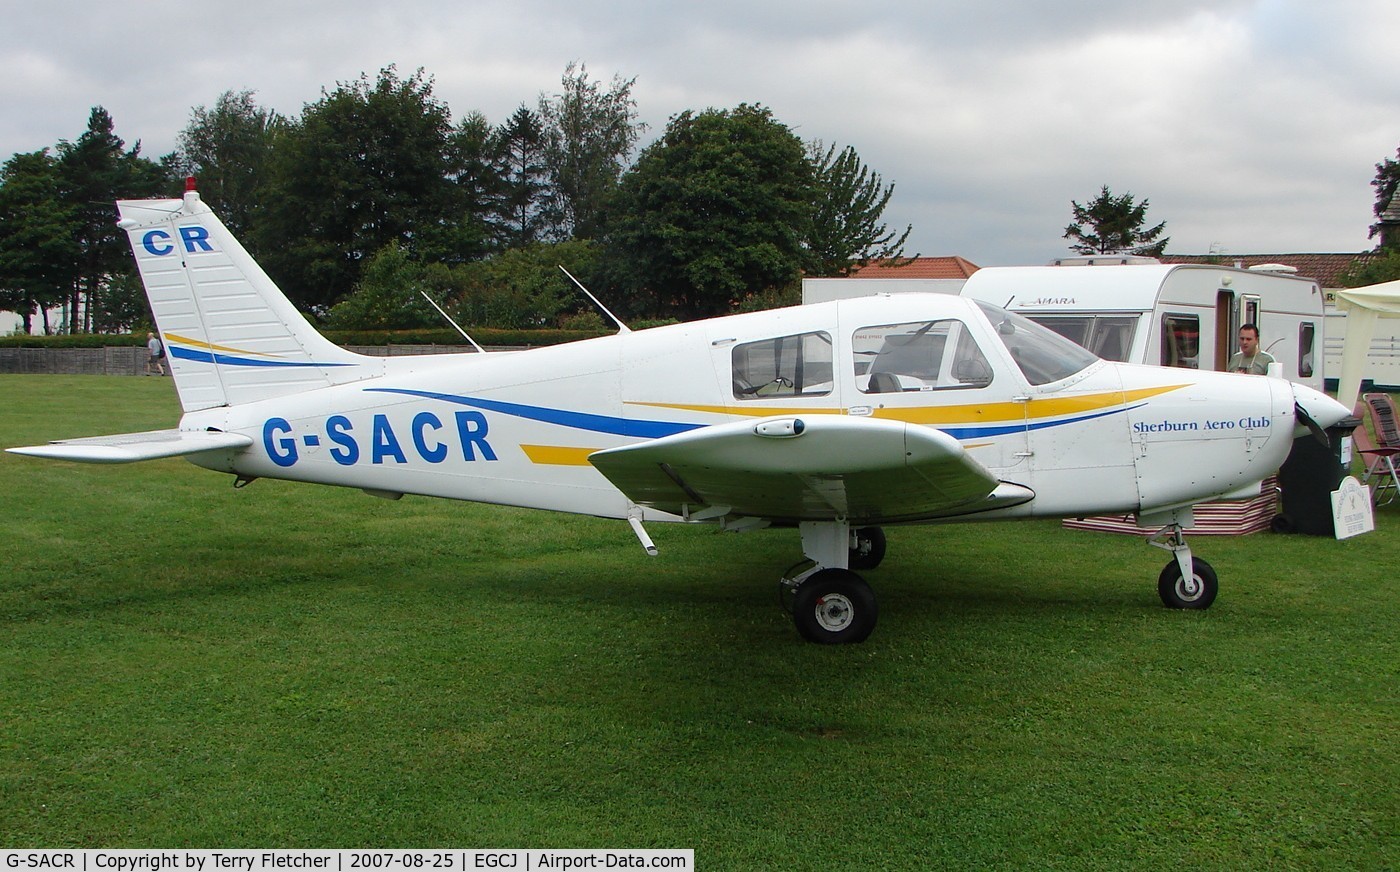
[1270,514,1295,534]
[792,568,878,644]
[849,526,887,570]
[1157,557,1218,609]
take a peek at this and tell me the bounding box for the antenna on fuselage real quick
[559,265,631,334]
[419,291,487,353]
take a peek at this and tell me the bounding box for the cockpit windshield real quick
[974,300,1099,385]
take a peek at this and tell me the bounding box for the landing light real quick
[755,419,805,438]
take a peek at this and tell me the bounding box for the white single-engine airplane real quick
[10,188,1353,643]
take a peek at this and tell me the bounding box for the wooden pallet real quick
[1062,476,1278,536]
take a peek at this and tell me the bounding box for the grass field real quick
[1,374,1396,868]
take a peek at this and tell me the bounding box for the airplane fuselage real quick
[181,293,1298,525]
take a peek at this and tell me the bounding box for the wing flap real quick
[7,429,253,464]
[589,415,1027,523]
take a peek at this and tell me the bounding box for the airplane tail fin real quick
[118,187,380,412]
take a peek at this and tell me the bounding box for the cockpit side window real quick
[853,320,994,393]
[732,331,833,399]
[974,300,1099,385]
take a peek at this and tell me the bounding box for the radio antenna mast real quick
[419,292,486,353]
[559,266,630,334]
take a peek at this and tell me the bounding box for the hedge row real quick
[0,327,613,349]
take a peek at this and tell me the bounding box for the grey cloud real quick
[0,0,1395,266]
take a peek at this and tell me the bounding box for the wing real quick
[6,429,252,464]
[589,415,1033,524]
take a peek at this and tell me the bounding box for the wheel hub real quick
[814,594,855,632]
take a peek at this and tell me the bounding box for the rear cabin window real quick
[1161,314,1200,369]
[1299,322,1316,378]
[853,319,993,393]
[732,331,833,399]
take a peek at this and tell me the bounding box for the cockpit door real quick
[840,313,1030,474]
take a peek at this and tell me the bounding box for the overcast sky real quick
[2,0,1397,266]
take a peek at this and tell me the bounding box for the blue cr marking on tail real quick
[142,230,173,256]
[179,225,213,252]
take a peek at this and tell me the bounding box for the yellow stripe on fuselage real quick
[627,385,1186,426]
[625,401,843,418]
[520,444,598,466]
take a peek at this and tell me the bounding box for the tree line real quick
[0,64,912,335]
[1062,151,1400,287]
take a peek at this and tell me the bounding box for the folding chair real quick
[1354,395,1399,505]
[1365,393,1400,447]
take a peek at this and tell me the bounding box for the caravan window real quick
[853,319,993,393]
[732,331,833,399]
[1027,315,1138,361]
[1298,322,1315,378]
[1161,314,1200,369]
[1242,295,1261,330]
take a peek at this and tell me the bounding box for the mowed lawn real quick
[1,374,1395,868]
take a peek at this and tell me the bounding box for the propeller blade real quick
[1295,402,1330,446]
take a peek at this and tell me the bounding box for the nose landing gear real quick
[1147,523,1218,609]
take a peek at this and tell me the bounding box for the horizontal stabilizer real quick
[7,429,252,464]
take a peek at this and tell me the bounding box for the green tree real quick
[1339,249,1400,287]
[488,106,550,249]
[0,150,78,333]
[173,90,280,236]
[804,141,913,277]
[537,62,645,240]
[1368,146,1399,247]
[603,104,814,319]
[452,240,600,329]
[1063,185,1169,256]
[256,66,469,314]
[436,110,497,263]
[323,244,443,330]
[55,107,170,332]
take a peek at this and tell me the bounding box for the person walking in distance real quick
[145,332,166,376]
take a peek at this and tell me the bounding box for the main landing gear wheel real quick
[792,568,878,644]
[849,526,887,570]
[1157,557,1218,610]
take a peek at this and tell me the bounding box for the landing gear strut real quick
[779,521,879,643]
[849,526,886,570]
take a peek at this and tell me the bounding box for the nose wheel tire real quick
[792,568,878,644]
[1157,557,1218,609]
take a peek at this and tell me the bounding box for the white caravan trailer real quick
[956,263,1326,391]
[801,277,967,304]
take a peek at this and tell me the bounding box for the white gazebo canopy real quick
[1335,278,1400,411]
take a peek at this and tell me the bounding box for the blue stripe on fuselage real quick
[363,388,705,439]
[937,403,1145,439]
